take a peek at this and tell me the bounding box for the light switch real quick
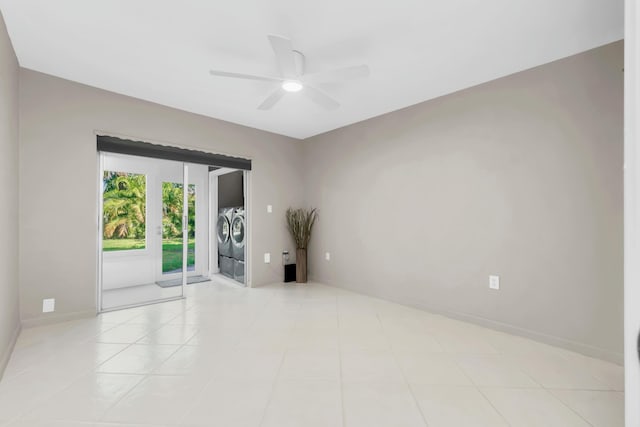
[267,205,273,213]
[264,253,271,263]
[325,252,331,261]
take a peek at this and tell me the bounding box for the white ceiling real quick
[0,0,623,139]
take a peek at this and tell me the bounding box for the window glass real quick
[102,171,146,251]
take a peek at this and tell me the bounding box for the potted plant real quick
[285,207,318,283]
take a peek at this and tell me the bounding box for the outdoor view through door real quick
[102,175,196,273]
[103,171,146,252]
[162,182,195,274]
[100,153,190,310]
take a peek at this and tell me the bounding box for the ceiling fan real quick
[209,35,370,111]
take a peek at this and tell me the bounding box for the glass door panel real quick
[100,153,185,311]
[161,182,196,275]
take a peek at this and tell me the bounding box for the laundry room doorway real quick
[209,168,249,287]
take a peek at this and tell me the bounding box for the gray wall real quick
[0,11,20,376]
[19,69,303,323]
[303,41,623,362]
[218,170,244,208]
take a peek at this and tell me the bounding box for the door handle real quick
[637,328,640,363]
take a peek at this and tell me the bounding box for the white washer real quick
[233,259,245,285]
[231,207,245,261]
[219,255,234,278]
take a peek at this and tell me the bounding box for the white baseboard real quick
[313,276,623,365]
[0,321,21,381]
[21,310,96,329]
[408,298,624,365]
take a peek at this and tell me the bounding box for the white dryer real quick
[231,207,245,261]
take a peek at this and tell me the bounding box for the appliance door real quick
[217,212,231,257]
[231,213,245,261]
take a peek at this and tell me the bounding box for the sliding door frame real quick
[244,169,252,287]
[96,135,254,311]
[96,152,104,313]
[208,170,219,276]
[96,152,186,312]
[182,165,189,291]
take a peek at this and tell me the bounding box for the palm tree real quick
[162,182,183,238]
[103,172,146,240]
[161,182,196,239]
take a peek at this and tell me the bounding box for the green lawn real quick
[161,238,195,272]
[103,239,146,251]
[103,238,195,272]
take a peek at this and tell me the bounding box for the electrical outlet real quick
[264,253,271,263]
[42,298,55,313]
[489,275,500,290]
[267,205,273,213]
[325,252,331,261]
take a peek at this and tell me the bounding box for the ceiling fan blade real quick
[257,88,286,110]
[209,70,284,83]
[305,65,370,84]
[267,35,298,78]
[304,85,340,110]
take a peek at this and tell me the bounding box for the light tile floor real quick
[0,281,624,427]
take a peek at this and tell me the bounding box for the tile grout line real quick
[95,341,186,423]
[0,317,139,426]
[538,384,597,426]
[475,385,520,427]
[175,380,218,426]
[450,340,536,427]
[173,342,219,427]
[376,311,431,427]
[509,346,607,426]
[255,300,297,427]
[94,372,147,424]
[1,315,138,425]
[0,365,97,426]
[467,349,598,427]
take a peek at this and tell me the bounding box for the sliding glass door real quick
[99,153,188,311]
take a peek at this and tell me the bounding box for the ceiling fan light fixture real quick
[282,80,303,92]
